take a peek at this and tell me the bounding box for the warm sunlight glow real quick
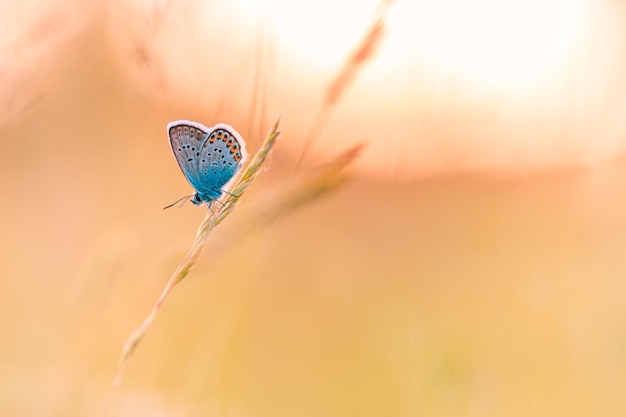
[106,0,621,178]
[236,0,588,91]
[234,0,379,69]
[385,0,587,90]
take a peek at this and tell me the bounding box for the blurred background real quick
[2,0,626,416]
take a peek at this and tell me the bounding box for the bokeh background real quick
[2,0,626,416]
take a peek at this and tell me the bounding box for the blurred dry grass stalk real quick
[102,119,364,415]
[297,0,394,166]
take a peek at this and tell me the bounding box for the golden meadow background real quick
[2,0,626,416]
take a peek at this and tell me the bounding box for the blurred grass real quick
[297,0,392,167]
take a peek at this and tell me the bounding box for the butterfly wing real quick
[197,123,248,193]
[167,120,212,194]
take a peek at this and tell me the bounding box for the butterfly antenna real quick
[163,194,193,210]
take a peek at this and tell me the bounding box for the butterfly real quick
[167,120,248,207]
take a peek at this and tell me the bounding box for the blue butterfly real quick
[167,120,248,207]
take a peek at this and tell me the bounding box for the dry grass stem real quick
[101,118,281,416]
[250,144,365,231]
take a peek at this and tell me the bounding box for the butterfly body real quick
[167,120,247,206]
